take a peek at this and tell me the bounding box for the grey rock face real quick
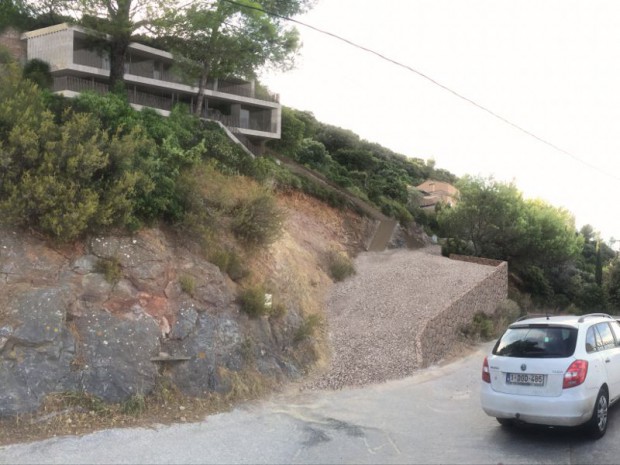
[0,288,75,415]
[0,228,305,417]
[74,308,160,402]
[166,311,244,396]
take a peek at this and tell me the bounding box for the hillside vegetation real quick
[2,37,620,316]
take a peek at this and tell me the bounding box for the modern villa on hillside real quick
[4,23,281,155]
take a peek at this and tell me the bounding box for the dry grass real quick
[0,373,275,447]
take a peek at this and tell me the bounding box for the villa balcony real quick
[72,48,279,103]
[53,76,277,134]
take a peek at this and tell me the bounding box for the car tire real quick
[586,388,608,439]
[496,418,514,427]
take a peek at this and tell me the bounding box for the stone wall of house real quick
[417,261,508,367]
[0,28,26,62]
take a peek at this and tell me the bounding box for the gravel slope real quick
[308,246,497,390]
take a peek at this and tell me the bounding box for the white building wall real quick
[26,28,73,71]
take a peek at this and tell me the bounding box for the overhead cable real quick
[220,0,620,182]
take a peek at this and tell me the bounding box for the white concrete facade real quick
[21,24,282,146]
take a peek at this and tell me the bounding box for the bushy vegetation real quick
[294,314,323,343]
[95,258,122,284]
[268,107,457,227]
[461,300,521,341]
[2,55,617,317]
[178,275,196,297]
[439,176,620,314]
[0,65,285,248]
[237,284,287,319]
[325,250,356,282]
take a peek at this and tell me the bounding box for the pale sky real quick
[261,0,620,246]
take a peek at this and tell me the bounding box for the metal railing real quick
[127,88,173,111]
[53,76,275,156]
[71,49,279,103]
[53,75,108,94]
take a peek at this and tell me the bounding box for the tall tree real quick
[438,176,583,270]
[607,258,620,312]
[159,0,312,116]
[437,176,527,259]
[29,0,167,90]
[0,0,30,30]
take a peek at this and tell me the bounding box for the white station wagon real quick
[480,313,620,438]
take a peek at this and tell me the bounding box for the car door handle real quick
[606,358,611,363]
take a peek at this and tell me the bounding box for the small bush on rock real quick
[239,285,270,317]
[232,194,284,247]
[326,250,356,282]
[294,314,323,343]
[121,394,146,416]
[95,258,122,284]
[179,275,196,297]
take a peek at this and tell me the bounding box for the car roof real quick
[510,313,618,329]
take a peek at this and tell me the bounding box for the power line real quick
[220,0,620,182]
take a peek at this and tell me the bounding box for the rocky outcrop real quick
[0,229,306,417]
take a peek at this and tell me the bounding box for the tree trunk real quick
[193,63,210,117]
[108,37,129,92]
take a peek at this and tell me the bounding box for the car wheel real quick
[496,418,514,427]
[586,388,609,439]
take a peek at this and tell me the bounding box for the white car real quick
[480,313,620,438]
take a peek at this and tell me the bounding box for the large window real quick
[493,325,577,358]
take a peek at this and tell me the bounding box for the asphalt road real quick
[2,342,620,464]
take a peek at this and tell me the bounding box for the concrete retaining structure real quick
[417,260,508,367]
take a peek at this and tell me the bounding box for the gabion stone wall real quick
[417,261,508,367]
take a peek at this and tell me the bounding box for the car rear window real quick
[493,325,577,358]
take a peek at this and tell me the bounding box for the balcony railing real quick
[72,49,279,103]
[53,76,276,134]
[53,75,108,94]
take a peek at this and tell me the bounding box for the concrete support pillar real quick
[272,106,281,137]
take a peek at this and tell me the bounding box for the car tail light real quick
[482,357,491,383]
[563,360,588,389]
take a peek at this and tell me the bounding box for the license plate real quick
[506,373,545,386]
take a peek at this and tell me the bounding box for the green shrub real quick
[294,314,323,343]
[22,58,52,89]
[326,250,356,282]
[95,258,122,284]
[463,301,521,341]
[239,338,255,364]
[121,394,146,416]
[441,238,474,257]
[239,285,270,317]
[208,247,248,281]
[462,312,494,340]
[179,275,196,297]
[492,299,521,333]
[270,302,287,319]
[232,194,284,247]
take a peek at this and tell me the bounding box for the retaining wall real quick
[417,260,508,367]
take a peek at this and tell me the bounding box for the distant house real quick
[416,180,459,211]
[14,23,281,155]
